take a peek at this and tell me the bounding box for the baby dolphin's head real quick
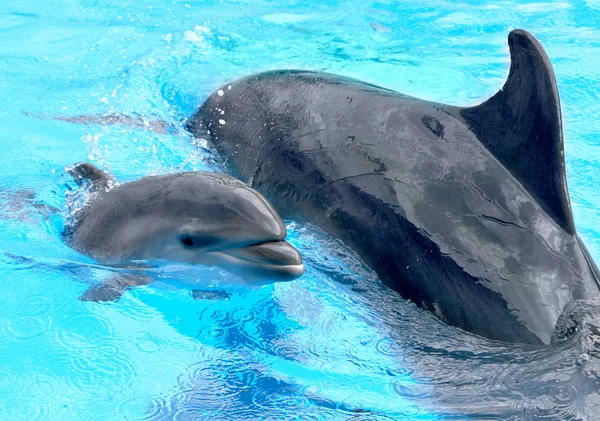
[67,164,304,284]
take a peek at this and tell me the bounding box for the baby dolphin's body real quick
[65,163,304,300]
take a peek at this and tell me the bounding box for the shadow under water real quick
[138,223,600,420]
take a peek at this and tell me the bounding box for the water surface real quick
[1,0,600,419]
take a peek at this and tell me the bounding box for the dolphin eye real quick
[179,234,220,249]
[180,235,196,248]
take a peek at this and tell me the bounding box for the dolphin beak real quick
[215,241,304,283]
[226,241,303,266]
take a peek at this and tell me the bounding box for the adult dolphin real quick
[64,163,304,301]
[187,29,600,345]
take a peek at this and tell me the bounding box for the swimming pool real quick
[1,0,600,419]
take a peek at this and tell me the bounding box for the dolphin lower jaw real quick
[209,240,304,283]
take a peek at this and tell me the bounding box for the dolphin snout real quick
[214,240,304,283]
[226,241,302,266]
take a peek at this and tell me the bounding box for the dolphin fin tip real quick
[68,162,112,192]
[461,29,574,234]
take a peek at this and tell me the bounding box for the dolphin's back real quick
[188,31,600,344]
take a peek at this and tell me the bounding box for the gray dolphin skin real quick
[64,163,304,299]
[187,29,600,345]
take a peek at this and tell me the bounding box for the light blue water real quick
[2,0,600,419]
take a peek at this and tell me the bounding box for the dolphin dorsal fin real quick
[460,29,574,234]
[68,162,112,193]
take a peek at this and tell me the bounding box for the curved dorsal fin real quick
[461,29,574,235]
[68,162,112,193]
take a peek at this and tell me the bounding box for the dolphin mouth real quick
[224,241,303,266]
[212,240,304,283]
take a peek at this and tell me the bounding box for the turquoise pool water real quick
[2,0,600,419]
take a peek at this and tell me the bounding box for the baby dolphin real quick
[65,163,304,300]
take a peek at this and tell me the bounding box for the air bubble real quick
[577,353,590,365]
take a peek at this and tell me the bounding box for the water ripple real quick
[135,332,164,353]
[65,344,137,393]
[54,312,114,349]
[6,314,50,340]
[251,385,312,411]
[20,295,52,316]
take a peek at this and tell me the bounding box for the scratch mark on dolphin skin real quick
[310,172,385,199]
[247,86,270,113]
[477,214,525,230]
[281,129,326,147]
[298,147,336,154]
[472,213,567,261]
